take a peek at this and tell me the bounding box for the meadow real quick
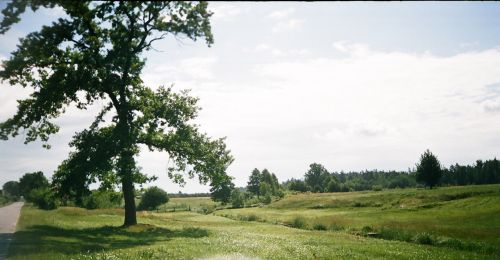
[7,185,500,259]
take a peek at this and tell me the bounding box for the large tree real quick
[2,180,20,199]
[18,171,49,200]
[0,1,233,226]
[416,149,442,189]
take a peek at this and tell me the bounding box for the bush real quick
[371,185,383,191]
[330,224,344,231]
[82,190,122,209]
[261,194,272,204]
[30,187,58,210]
[138,186,169,211]
[276,189,285,199]
[413,232,435,245]
[230,189,245,208]
[361,226,373,234]
[290,217,307,229]
[313,223,327,231]
[239,214,259,221]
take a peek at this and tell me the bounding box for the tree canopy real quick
[0,1,233,226]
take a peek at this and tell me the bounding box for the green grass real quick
[8,185,500,259]
[216,185,500,250]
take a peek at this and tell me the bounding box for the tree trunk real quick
[120,149,137,226]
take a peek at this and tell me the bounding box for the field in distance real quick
[7,184,500,259]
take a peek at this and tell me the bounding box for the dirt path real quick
[0,202,24,260]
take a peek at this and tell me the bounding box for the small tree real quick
[230,188,244,208]
[138,186,169,211]
[2,181,20,200]
[247,168,261,197]
[416,149,442,189]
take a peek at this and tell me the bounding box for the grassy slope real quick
[216,185,500,247]
[8,185,500,259]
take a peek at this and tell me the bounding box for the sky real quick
[1,2,500,193]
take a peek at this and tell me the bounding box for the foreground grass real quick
[216,185,500,251]
[8,202,497,259]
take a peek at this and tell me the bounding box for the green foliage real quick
[416,149,443,188]
[261,193,272,204]
[247,168,261,196]
[210,177,233,204]
[246,168,281,198]
[313,223,327,231]
[19,172,49,201]
[304,163,330,192]
[287,178,308,192]
[230,189,244,208]
[3,180,20,200]
[29,187,58,210]
[371,185,383,191]
[138,186,169,211]
[0,1,233,225]
[82,190,122,210]
[326,178,340,192]
[0,194,8,206]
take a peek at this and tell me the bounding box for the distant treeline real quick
[282,158,500,193]
[169,192,212,198]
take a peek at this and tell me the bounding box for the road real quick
[0,202,23,260]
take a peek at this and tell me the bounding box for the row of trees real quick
[284,151,500,193]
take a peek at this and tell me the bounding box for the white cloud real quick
[143,56,218,88]
[209,4,242,21]
[332,41,371,56]
[268,8,295,19]
[482,98,500,112]
[244,44,310,58]
[272,18,304,33]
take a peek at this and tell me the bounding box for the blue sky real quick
[1,2,500,192]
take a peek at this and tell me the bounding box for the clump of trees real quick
[228,168,284,208]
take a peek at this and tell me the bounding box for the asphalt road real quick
[0,202,23,260]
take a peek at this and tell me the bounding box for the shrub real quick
[313,223,327,231]
[230,189,245,208]
[379,227,413,242]
[413,232,435,245]
[361,226,373,234]
[138,186,169,211]
[82,190,122,209]
[261,194,272,204]
[276,189,285,199]
[371,185,383,191]
[290,217,307,229]
[330,224,344,231]
[30,187,58,210]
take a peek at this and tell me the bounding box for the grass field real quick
[7,185,500,259]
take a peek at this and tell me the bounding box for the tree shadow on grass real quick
[8,224,209,257]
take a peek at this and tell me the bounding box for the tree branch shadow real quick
[8,224,209,257]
